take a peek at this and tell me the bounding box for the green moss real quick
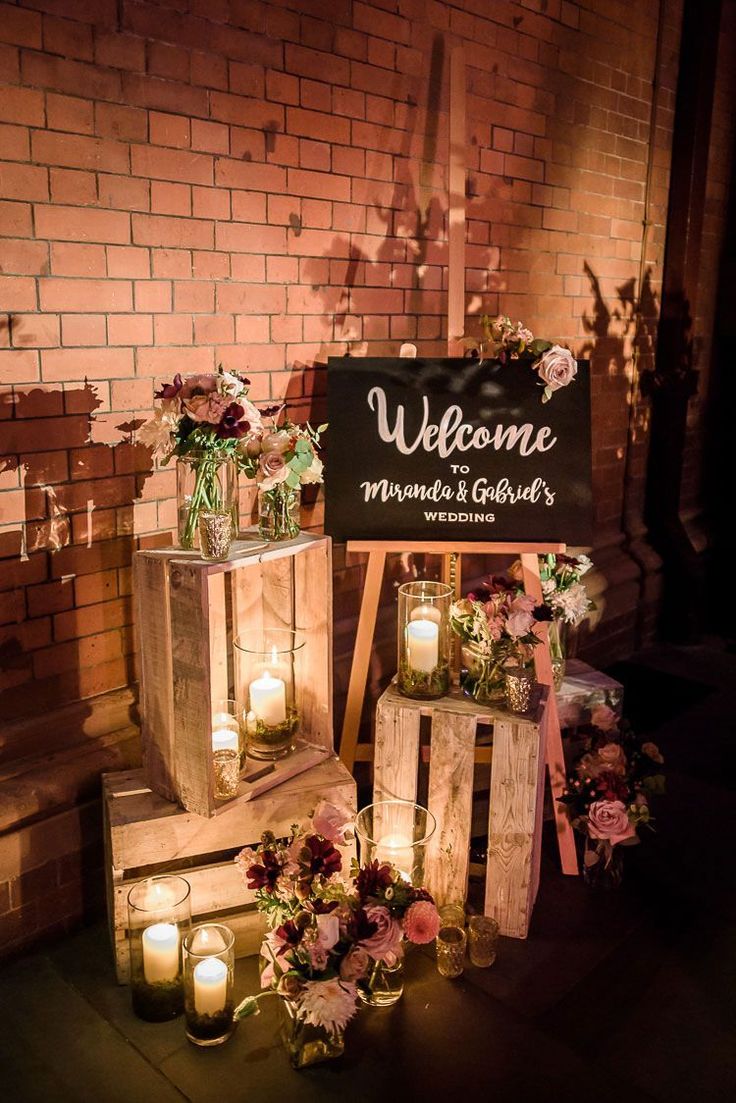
[397,659,450,700]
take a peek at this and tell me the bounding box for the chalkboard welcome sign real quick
[325,357,593,544]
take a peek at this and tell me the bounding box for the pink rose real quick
[315,912,339,951]
[535,345,577,392]
[339,946,370,982]
[313,800,353,845]
[598,742,626,773]
[587,800,636,845]
[591,704,618,732]
[179,373,218,399]
[359,905,403,963]
[642,741,664,764]
[184,392,229,425]
[506,610,534,639]
[258,450,290,491]
[403,901,440,944]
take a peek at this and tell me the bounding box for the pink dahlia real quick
[403,900,441,945]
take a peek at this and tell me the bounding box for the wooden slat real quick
[346,541,566,555]
[206,571,229,710]
[294,538,333,751]
[135,555,176,804]
[231,557,263,701]
[373,695,420,805]
[425,711,475,906]
[339,549,386,770]
[485,714,546,938]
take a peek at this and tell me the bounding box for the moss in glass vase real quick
[184,1003,235,1045]
[131,978,184,1022]
[246,708,299,760]
[397,659,450,700]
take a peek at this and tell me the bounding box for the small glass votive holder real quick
[436,924,466,978]
[183,923,236,1046]
[354,800,436,887]
[505,666,534,713]
[468,915,499,968]
[397,581,452,700]
[213,748,239,799]
[439,902,466,929]
[198,509,233,561]
[127,875,191,1022]
[211,698,245,772]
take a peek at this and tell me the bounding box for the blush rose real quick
[587,799,636,845]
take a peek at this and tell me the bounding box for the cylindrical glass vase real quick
[183,923,236,1046]
[127,875,191,1022]
[211,698,245,775]
[354,801,436,887]
[549,619,567,690]
[397,581,452,699]
[234,628,304,760]
[258,483,301,542]
[279,995,344,1068]
[176,450,238,551]
[357,950,405,1008]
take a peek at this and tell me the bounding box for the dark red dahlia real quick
[355,860,394,902]
[299,835,342,879]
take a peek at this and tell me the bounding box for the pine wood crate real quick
[134,531,333,817]
[374,681,549,939]
[104,756,356,984]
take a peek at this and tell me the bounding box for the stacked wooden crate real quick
[104,532,357,982]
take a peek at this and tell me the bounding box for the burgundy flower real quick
[260,404,282,417]
[245,849,283,891]
[355,860,394,903]
[594,770,629,802]
[533,604,554,622]
[347,906,379,943]
[216,402,250,439]
[274,919,303,955]
[154,373,183,401]
[299,835,342,880]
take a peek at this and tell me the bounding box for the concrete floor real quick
[1,641,734,1103]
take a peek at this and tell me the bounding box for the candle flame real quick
[270,644,278,665]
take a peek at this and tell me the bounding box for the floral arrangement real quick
[510,553,594,626]
[233,801,440,1036]
[450,575,552,701]
[246,404,326,494]
[559,705,665,883]
[475,314,578,403]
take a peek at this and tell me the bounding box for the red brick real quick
[215,222,286,254]
[42,346,134,381]
[74,568,117,606]
[153,313,192,344]
[193,314,234,344]
[213,157,286,193]
[54,596,129,643]
[122,72,208,118]
[190,49,228,91]
[148,111,191,150]
[106,245,149,278]
[95,31,145,72]
[0,201,32,238]
[288,167,349,202]
[0,2,42,49]
[217,282,285,314]
[191,119,229,154]
[69,442,114,481]
[209,90,283,129]
[285,43,349,86]
[97,174,149,211]
[266,70,299,106]
[0,42,20,83]
[0,122,31,160]
[40,278,132,313]
[231,190,267,222]
[22,52,121,101]
[27,577,74,617]
[61,314,107,346]
[151,181,191,216]
[43,14,94,62]
[231,254,265,281]
[192,251,229,279]
[0,348,39,384]
[286,106,350,144]
[35,205,131,245]
[133,280,172,312]
[46,93,94,135]
[136,345,213,379]
[147,41,190,83]
[50,242,106,276]
[132,213,213,250]
[107,313,153,346]
[32,130,129,173]
[10,313,59,348]
[49,168,96,205]
[0,85,44,126]
[111,378,153,410]
[95,101,147,142]
[229,60,264,98]
[151,249,191,278]
[192,185,230,220]
[0,162,49,201]
[0,275,36,311]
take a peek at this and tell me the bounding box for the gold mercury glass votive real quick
[436,924,466,978]
[505,666,534,713]
[213,748,240,800]
[198,509,233,561]
[468,915,499,968]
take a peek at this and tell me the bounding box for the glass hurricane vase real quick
[176,451,238,551]
[258,483,301,542]
[582,839,624,891]
[460,642,511,705]
[397,581,452,700]
[279,996,344,1068]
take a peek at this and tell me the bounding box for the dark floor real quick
[1,640,735,1103]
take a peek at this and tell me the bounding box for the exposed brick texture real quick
[1,0,735,953]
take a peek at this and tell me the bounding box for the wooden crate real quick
[104,756,356,984]
[374,681,549,939]
[134,531,333,817]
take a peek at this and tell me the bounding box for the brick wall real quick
[0,0,733,950]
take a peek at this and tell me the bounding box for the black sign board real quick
[325,357,592,544]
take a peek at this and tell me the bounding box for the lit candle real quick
[142,922,180,984]
[376,833,414,882]
[406,620,439,672]
[212,711,239,731]
[249,670,286,725]
[212,728,239,753]
[193,957,228,1016]
[410,603,442,625]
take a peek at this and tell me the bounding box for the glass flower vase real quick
[357,954,404,1007]
[279,997,344,1068]
[397,581,452,700]
[176,451,238,551]
[460,642,509,704]
[258,483,301,542]
[549,619,567,690]
[582,839,624,891]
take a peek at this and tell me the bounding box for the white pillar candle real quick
[249,670,286,725]
[376,833,414,882]
[212,727,239,753]
[410,603,442,625]
[212,711,239,731]
[142,922,180,984]
[193,957,228,1016]
[406,619,439,673]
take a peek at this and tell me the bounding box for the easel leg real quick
[520,553,579,875]
[339,551,386,772]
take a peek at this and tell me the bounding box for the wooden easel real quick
[338,542,579,876]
